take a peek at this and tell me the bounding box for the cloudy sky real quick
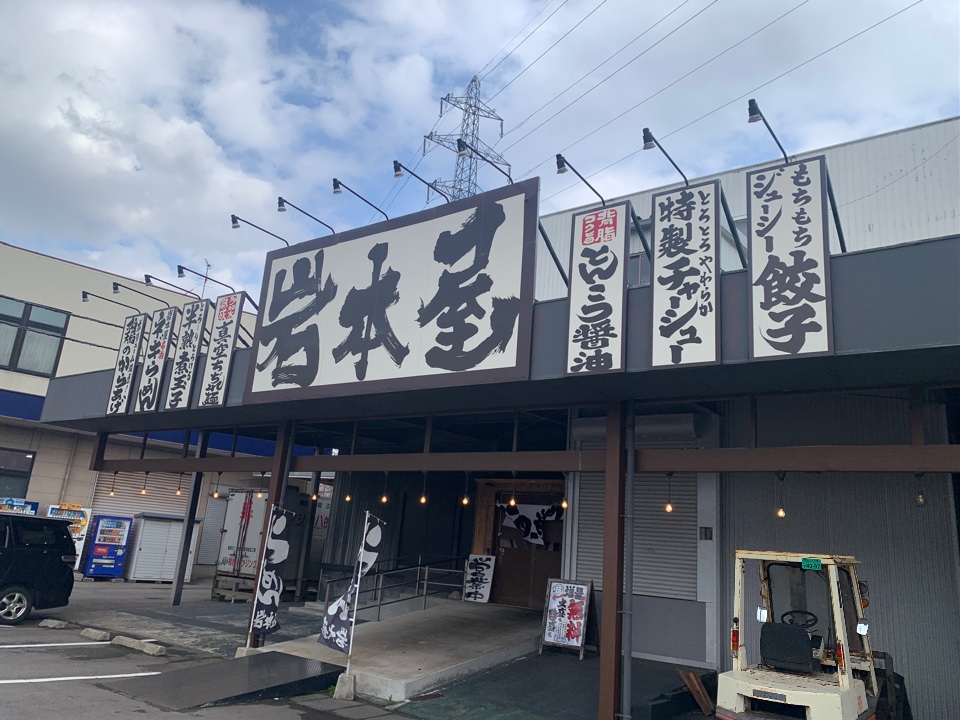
[0,0,956,296]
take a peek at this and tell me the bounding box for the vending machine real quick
[81,515,133,578]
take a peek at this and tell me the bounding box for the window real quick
[12,519,70,547]
[0,295,69,377]
[0,448,35,499]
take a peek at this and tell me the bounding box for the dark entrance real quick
[472,479,564,609]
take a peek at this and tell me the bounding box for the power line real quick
[499,0,697,140]
[538,0,926,204]
[488,0,613,102]
[476,0,562,77]
[480,0,572,81]
[517,0,811,179]
[499,0,719,154]
[839,132,959,207]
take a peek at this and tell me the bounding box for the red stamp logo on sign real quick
[581,208,618,246]
[218,295,238,322]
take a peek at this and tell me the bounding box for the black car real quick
[0,513,75,625]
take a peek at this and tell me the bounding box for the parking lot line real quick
[0,671,161,684]
[0,641,112,649]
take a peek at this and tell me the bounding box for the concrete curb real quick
[38,619,68,629]
[81,628,111,641]
[111,635,166,656]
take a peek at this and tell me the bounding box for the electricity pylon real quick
[425,76,510,200]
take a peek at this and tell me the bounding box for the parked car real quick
[0,513,75,625]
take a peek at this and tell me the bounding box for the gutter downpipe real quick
[620,400,635,719]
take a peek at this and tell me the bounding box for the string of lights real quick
[536,0,924,204]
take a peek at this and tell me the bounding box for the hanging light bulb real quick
[462,494,470,506]
[776,471,786,519]
[561,498,568,510]
[420,471,428,505]
[462,471,471,505]
[345,493,352,502]
[140,471,149,495]
[380,471,389,504]
[312,491,319,501]
[509,496,516,507]
[381,494,388,504]
[665,471,673,513]
[109,471,117,497]
[508,471,517,507]
[175,472,183,496]
[915,472,926,507]
[257,489,263,499]
[213,471,222,499]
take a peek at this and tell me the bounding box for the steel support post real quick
[621,401,635,719]
[599,401,626,720]
[246,421,294,649]
[170,430,210,606]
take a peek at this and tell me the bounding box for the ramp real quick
[260,602,542,702]
[101,652,341,710]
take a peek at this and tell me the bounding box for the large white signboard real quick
[245,180,537,402]
[165,299,211,410]
[198,293,245,407]
[650,180,720,367]
[133,306,179,413]
[106,313,148,415]
[748,156,832,359]
[565,202,629,375]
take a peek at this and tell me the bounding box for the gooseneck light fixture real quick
[81,291,140,314]
[144,274,200,299]
[456,139,512,185]
[113,281,171,309]
[231,214,289,246]
[277,197,336,235]
[642,127,688,187]
[332,179,389,221]
[392,161,451,203]
[555,154,605,206]
[747,98,789,164]
[177,265,236,294]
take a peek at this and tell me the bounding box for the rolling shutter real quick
[197,497,227,565]
[92,471,192,518]
[574,430,699,600]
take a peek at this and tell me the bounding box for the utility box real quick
[125,512,200,582]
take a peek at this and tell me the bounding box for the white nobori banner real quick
[106,313,148,415]
[565,201,630,375]
[197,293,245,407]
[165,299,211,411]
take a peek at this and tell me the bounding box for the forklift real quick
[716,551,909,720]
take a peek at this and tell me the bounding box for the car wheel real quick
[0,586,33,625]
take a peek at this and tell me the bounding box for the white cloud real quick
[0,0,955,295]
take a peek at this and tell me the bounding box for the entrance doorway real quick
[472,480,565,609]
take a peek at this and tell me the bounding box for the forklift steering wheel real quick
[781,610,819,628]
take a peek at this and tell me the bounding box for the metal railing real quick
[320,555,466,622]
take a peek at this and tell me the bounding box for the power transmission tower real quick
[425,76,510,200]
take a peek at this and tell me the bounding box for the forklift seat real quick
[760,622,818,674]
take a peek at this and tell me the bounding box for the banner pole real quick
[245,509,273,649]
[345,510,369,676]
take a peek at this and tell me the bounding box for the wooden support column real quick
[89,432,108,471]
[599,401,625,720]
[170,430,209,607]
[247,421,294,649]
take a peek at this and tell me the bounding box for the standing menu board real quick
[539,578,592,660]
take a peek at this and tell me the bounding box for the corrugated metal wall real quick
[718,394,960,720]
[536,117,960,300]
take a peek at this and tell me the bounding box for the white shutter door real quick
[161,522,184,580]
[92,472,191,518]
[129,520,171,581]
[197,497,227,565]
[573,436,699,599]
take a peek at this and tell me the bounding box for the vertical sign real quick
[249,506,289,636]
[165,299,210,410]
[198,293,245,408]
[650,180,721,367]
[106,313,147,415]
[463,555,496,603]
[565,202,630,375]
[748,156,832,359]
[133,306,179,413]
